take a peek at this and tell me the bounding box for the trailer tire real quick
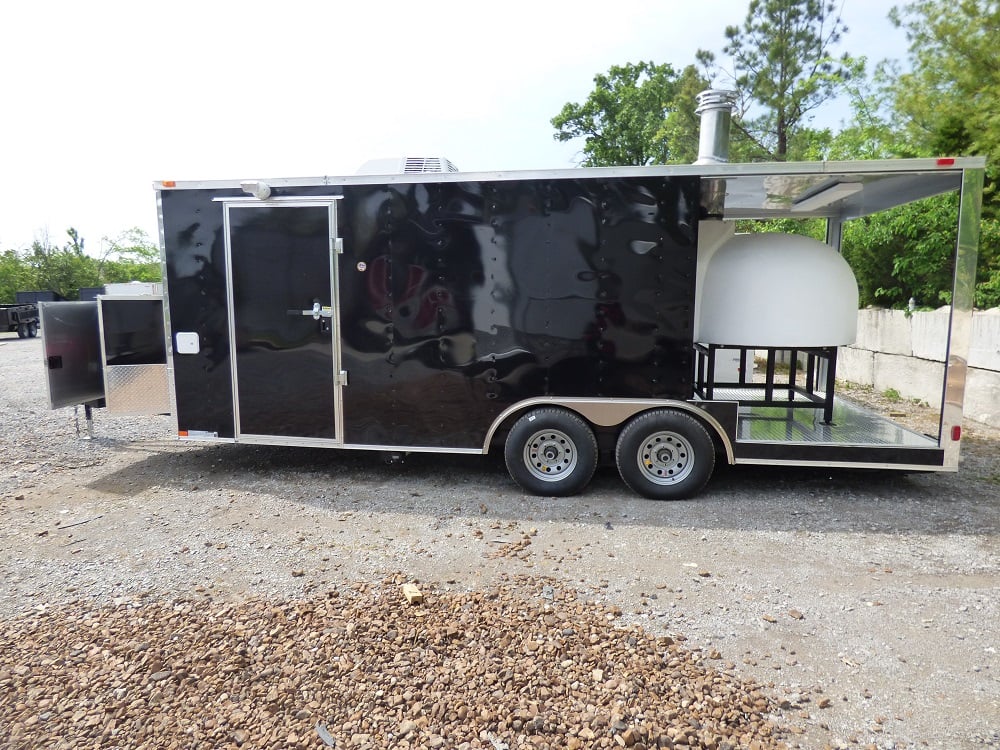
[504,408,598,497]
[615,409,715,500]
[27,322,38,338]
[17,323,27,339]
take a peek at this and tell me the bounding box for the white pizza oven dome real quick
[696,232,859,347]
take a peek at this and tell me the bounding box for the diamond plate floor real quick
[705,388,939,448]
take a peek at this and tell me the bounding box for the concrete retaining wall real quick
[838,308,1000,427]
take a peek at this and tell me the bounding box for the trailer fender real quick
[483,397,734,464]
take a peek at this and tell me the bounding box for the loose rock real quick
[0,580,786,749]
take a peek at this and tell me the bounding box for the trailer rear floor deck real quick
[705,388,939,450]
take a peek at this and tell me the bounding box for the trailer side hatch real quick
[39,301,105,409]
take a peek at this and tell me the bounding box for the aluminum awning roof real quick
[156,156,986,222]
[706,164,970,220]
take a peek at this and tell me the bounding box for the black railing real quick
[694,343,838,424]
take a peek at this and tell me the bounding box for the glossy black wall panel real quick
[161,189,237,438]
[161,176,699,448]
[337,177,700,448]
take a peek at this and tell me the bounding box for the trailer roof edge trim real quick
[154,156,985,222]
[153,156,986,191]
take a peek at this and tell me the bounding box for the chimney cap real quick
[695,89,738,114]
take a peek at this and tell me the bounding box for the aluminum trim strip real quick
[157,191,180,435]
[941,166,984,469]
[212,196,345,204]
[735,439,937,449]
[328,202,345,443]
[223,206,241,436]
[235,434,343,449]
[95,294,165,302]
[96,297,110,398]
[734,458,955,472]
[232,435,481,454]
[153,157,987,192]
[328,443,482,454]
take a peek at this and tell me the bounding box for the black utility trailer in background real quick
[1,303,39,338]
[38,144,985,500]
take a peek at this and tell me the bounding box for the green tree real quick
[698,0,860,160]
[0,250,37,303]
[0,227,162,302]
[974,218,1000,308]
[551,62,708,166]
[98,228,161,284]
[824,61,916,160]
[843,197,958,308]
[888,0,1000,307]
[27,229,100,300]
[890,0,1000,173]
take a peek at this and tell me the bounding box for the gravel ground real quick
[1,331,998,749]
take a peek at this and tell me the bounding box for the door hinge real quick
[337,369,349,386]
[332,237,344,254]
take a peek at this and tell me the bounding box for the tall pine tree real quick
[698,0,859,160]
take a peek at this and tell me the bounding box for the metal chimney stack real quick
[694,89,738,165]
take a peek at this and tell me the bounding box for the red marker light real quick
[936,158,956,167]
[951,425,961,441]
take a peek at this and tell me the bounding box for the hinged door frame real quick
[222,197,345,446]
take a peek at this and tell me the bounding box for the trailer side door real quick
[224,201,342,445]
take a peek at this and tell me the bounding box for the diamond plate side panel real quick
[105,364,171,415]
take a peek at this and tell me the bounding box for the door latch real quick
[287,300,333,320]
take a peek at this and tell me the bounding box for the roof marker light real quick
[240,180,271,200]
[937,158,956,167]
[161,180,176,188]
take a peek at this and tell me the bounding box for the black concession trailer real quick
[39,144,985,500]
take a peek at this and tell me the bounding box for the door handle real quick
[287,301,332,320]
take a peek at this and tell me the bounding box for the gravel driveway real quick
[1,332,997,749]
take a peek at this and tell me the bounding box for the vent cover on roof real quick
[356,157,460,175]
[403,157,459,173]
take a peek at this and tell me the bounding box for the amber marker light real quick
[161,180,177,188]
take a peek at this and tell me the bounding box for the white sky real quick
[0,0,909,253]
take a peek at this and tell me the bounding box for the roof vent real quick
[356,157,460,175]
[403,157,459,173]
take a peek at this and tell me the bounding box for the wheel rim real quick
[636,430,695,485]
[523,429,578,482]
